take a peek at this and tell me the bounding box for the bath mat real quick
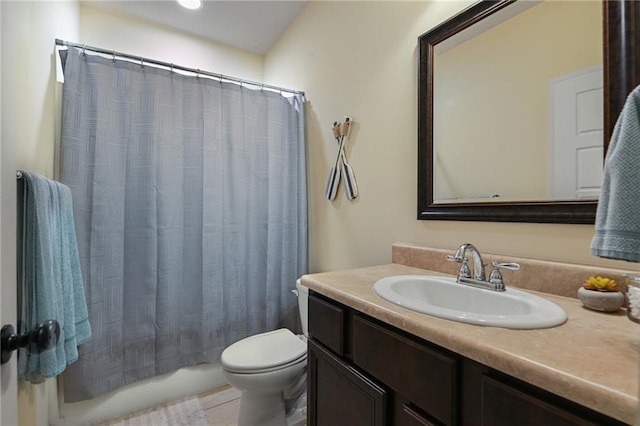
[99,397,209,426]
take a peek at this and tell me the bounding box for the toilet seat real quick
[222,328,307,374]
[225,353,307,375]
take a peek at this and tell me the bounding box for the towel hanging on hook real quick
[16,171,92,382]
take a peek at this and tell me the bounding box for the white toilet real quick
[221,279,309,426]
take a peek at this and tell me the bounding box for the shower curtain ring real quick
[82,45,86,56]
[140,57,144,68]
[170,63,174,74]
[112,50,116,63]
[196,69,200,78]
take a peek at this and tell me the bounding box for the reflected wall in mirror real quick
[434,1,602,204]
[418,0,640,223]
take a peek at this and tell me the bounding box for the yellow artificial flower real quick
[583,276,618,292]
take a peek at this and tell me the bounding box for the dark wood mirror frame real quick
[418,0,640,223]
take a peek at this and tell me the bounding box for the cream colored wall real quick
[264,1,640,274]
[79,4,263,82]
[2,2,81,425]
[7,1,78,178]
[433,0,602,202]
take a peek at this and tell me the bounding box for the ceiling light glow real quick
[176,0,202,10]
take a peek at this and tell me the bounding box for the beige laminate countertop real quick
[301,264,640,425]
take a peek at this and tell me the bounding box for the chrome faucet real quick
[454,243,486,281]
[446,243,519,292]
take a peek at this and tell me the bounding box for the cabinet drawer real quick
[308,293,345,355]
[352,315,456,425]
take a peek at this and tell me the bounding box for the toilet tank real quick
[295,279,309,338]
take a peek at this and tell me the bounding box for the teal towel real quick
[591,85,640,262]
[17,172,91,383]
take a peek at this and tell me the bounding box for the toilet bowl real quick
[221,280,309,426]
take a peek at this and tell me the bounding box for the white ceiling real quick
[86,0,308,55]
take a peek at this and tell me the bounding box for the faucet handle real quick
[492,262,520,271]
[488,261,520,291]
[446,255,471,278]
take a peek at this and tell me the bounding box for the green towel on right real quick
[591,85,640,262]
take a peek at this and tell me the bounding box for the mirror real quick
[418,0,640,223]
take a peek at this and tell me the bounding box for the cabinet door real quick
[401,404,438,426]
[480,375,610,426]
[308,339,388,426]
[352,315,457,425]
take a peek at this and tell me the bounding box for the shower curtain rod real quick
[55,39,305,97]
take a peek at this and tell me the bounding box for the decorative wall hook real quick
[325,117,358,201]
[1,320,60,364]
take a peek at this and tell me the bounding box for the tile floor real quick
[199,386,242,425]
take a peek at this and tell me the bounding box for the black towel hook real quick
[1,320,60,364]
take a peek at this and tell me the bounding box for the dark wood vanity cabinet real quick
[307,291,627,426]
[308,340,388,426]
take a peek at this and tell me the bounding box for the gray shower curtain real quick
[58,47,307,402]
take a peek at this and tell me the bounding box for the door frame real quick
[1,2,20,424]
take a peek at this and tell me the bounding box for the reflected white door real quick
[549,65,603,200]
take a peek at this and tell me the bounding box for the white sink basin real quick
[373,275,567,329]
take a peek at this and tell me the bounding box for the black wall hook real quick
[1,320,60,364]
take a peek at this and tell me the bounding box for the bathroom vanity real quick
[301,248,639,426]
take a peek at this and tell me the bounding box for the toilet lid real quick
[221,328,307,373]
